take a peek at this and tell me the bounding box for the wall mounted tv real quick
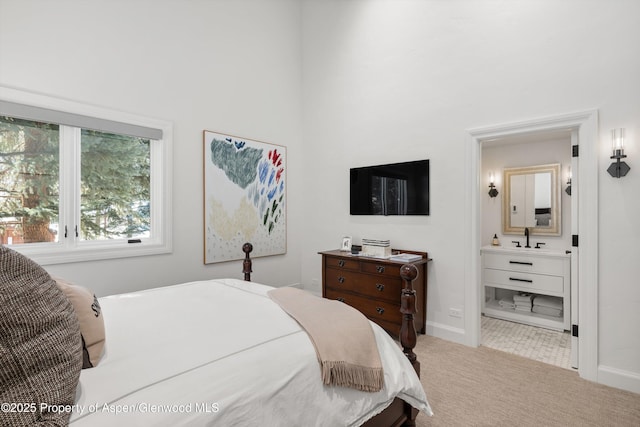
[350,159,430,216]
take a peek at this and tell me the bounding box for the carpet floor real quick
[413,334,640,427]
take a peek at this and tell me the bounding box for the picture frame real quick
[203,130,286,264]
[340,236,352,252]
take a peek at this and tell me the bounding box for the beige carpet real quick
[413,334,640,427]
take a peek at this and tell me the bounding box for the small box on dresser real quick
[319,249,429,336]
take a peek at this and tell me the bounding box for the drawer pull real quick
[338,260,345,267]
[509,277,533,283]
[375,283,385,291]
[376,307,385,315]
[376,266,385,273]
[338,276,345,284]
[509,261,533,266]
[337,297,345,302]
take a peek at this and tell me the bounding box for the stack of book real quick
[389,253,423,262]
[362,238,391,258]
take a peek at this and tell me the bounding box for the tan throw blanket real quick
[268,287,384,392]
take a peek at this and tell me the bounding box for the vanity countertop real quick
[481,245,570,258]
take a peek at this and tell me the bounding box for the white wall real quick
[0,0,304,295]
[301,0,640,392]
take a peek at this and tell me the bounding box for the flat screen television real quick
[350,159,430,215]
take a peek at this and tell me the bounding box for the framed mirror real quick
[502,163,561,235]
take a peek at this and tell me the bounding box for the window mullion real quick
[59,125,81,247]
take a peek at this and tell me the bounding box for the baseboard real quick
[425,321,467,346]
[286,283,304,290]
[597,364,640,394]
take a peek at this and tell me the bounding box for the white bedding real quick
[70,279,432,426]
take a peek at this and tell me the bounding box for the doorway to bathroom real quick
[480,129,573,369]
[466,110,599,381]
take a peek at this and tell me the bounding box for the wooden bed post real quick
[399,263,420,375]
[399,263,420,427]
[242,242,253,282]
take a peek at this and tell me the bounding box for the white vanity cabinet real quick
[481,246,570,331]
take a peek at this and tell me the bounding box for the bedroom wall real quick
[0,0,304,295]
[300,0,640,392]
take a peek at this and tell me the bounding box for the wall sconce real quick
[565,167,572,196]
[488,172,499,198]
[608,128,630,178]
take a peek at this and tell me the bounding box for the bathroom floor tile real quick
[481,315,572,370]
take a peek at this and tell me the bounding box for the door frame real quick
[465,110,598,381]
[570,130,579,368]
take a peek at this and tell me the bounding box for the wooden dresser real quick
[319,249,429,336]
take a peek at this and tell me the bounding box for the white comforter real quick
[70,279,432,426]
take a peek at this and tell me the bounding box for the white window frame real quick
[0,86,172,265]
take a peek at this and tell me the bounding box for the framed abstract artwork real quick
[203,131,286,264]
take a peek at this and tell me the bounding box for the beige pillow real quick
[55,277,106,369]
[0,245,83,426]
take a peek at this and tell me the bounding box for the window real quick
[79,129,151,241]
[0,87,172,264]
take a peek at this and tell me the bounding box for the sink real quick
[482,245,569,257]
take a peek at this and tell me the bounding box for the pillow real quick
[0,245,83,426]
[55,277,106,368]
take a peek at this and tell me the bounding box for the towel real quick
[513,294,533,302]
[515,301,532,307]
[532,305,563,317]
[533,295,563,310]
[498,298,516,309]
[268,287,384,392]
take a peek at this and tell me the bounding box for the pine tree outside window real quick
[80,129,151,241]
[0,117,60,245]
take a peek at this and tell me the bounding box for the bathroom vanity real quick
[481,246,570,331]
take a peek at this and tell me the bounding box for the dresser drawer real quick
[324,268,359,289]
[483,252,566,275]
[325,288,402,326]
[325,269,402,303]
[484,268,564,295]
[360,261,401,277]
[324,255,360,271]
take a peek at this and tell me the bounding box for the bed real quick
[0,243,431,426]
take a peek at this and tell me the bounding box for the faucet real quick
[524,227,530,248]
